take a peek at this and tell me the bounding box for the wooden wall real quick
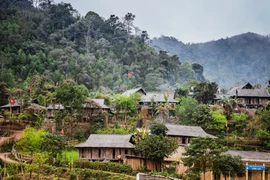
[125,157,156,171]
[78,147,134,160]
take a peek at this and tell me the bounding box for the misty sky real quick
[54,0,270,43]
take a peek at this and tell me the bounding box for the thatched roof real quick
[226,150,270,161]
[165,123,216,138]
[75,134,134,148]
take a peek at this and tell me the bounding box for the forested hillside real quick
[151,33,270,88]
[0,0,205,94]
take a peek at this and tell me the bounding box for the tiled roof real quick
[75,134,134,148]
[47,104,64,110]
[165,123,216,138]
[140,93,178,103]
[83,99,110,109]
[226,150,270,161]
[0,102,20,108]
[122,87,146,96]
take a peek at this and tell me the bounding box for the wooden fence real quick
[11,146,33,162]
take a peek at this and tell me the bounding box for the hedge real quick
[73,160,134,175]
[69,168,136,180]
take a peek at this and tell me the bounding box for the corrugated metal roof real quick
[140,93,178,103]
[226,150,270,161]
[165,123,216,138]
[75,134,134,148]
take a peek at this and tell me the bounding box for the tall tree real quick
[182,136,225,180]
[135,134,178,171]
[193,81,218,104]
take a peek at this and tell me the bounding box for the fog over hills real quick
[151,32,270,89]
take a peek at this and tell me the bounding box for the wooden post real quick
[246,163,248,180]
[262,163,265,180]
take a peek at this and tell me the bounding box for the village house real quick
[199,150,270,180]
[0,101,21,115]
[226,83,270,108]
[122,87,179,120]
[165,123,216,145]
[75,134,135,162]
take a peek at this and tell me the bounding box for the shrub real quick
[73,160,133,175]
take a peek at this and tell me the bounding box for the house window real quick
[125,149,128,155]
[113,149,115,159]
[98,149,101,158]
[182,137,186,144]
[81,148,84,158]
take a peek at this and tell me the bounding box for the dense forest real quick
[151,33,270,88]
[0,0,205,96]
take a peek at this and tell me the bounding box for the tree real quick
[150,121,167,136]
[210,110,226,131]
[16,127,47,155]
[174,87,188,99]
[41,133,67,163]
[123,12,135,35]
[191,104,214,130]
[135,134,178,170]
[182,136,226,180]
[193,82,218,104]
[175,96,198,125]
[212,155,245,180]
[55,79,88,108]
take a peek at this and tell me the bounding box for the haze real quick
[54,0,270,43]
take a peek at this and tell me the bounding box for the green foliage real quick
[111,93,141,116]
[41,133,68,159]
[213,155,245,179]
[182,137,226,179]
[175,96,198,125]
[151,34,270,88]
[96,127,133,134]
[133,127,150,144]
[193,81,218,104]
[73,160,134,175]
[191,104,214,129]
[16,127,47,155]
[69,168,135,180]
[150,121,167,136]
[55,79,88,108]
[0,2,205,94]
[210,110,226,131]
[230,113,248,133]
[174,87,188,99]
[135,135,178,170]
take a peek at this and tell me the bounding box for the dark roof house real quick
[226,83,270,108]
[165,123,216,138]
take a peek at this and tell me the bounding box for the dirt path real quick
[0,131,24,163]
[0,152,18,163]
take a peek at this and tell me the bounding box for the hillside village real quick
[0,80,270,180]
[0,0,270,180]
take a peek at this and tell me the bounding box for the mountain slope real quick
[151,33,270,88]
